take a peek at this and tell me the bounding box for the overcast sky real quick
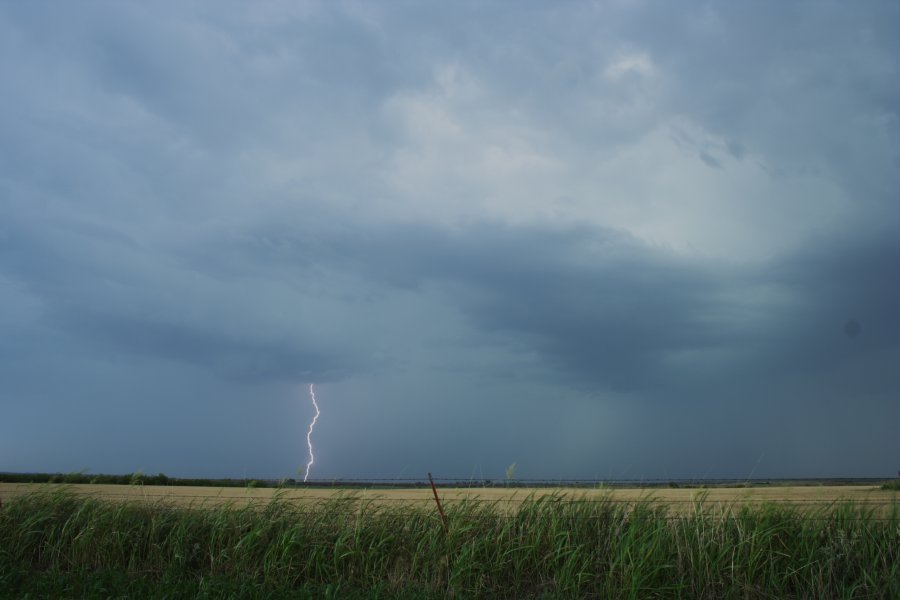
[2,1,898,480]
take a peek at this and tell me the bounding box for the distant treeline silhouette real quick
[1,472,895,489]
[0,472,277,488]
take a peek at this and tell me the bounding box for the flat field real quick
[1,482,895,514]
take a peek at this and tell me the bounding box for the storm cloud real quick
[1,1,898,479]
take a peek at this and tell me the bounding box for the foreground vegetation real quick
[1,490,897,599]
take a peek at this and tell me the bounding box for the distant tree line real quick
[3,472,895,489]
[0,472,282,488]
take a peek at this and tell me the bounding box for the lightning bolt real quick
[303,383,320,482]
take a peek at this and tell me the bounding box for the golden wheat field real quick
[1,483,896,516]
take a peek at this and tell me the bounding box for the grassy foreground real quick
[0,490,897,599]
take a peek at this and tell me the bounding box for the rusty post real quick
[428,472,449,534]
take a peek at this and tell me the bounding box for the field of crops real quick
[1,483,897,598]
[1,482,897,513]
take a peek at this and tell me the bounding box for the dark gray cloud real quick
[328,222,730,391]
[1,1,898,479]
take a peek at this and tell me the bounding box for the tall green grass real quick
[1,490,896,599]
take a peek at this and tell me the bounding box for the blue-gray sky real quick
[2,1,898,480]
